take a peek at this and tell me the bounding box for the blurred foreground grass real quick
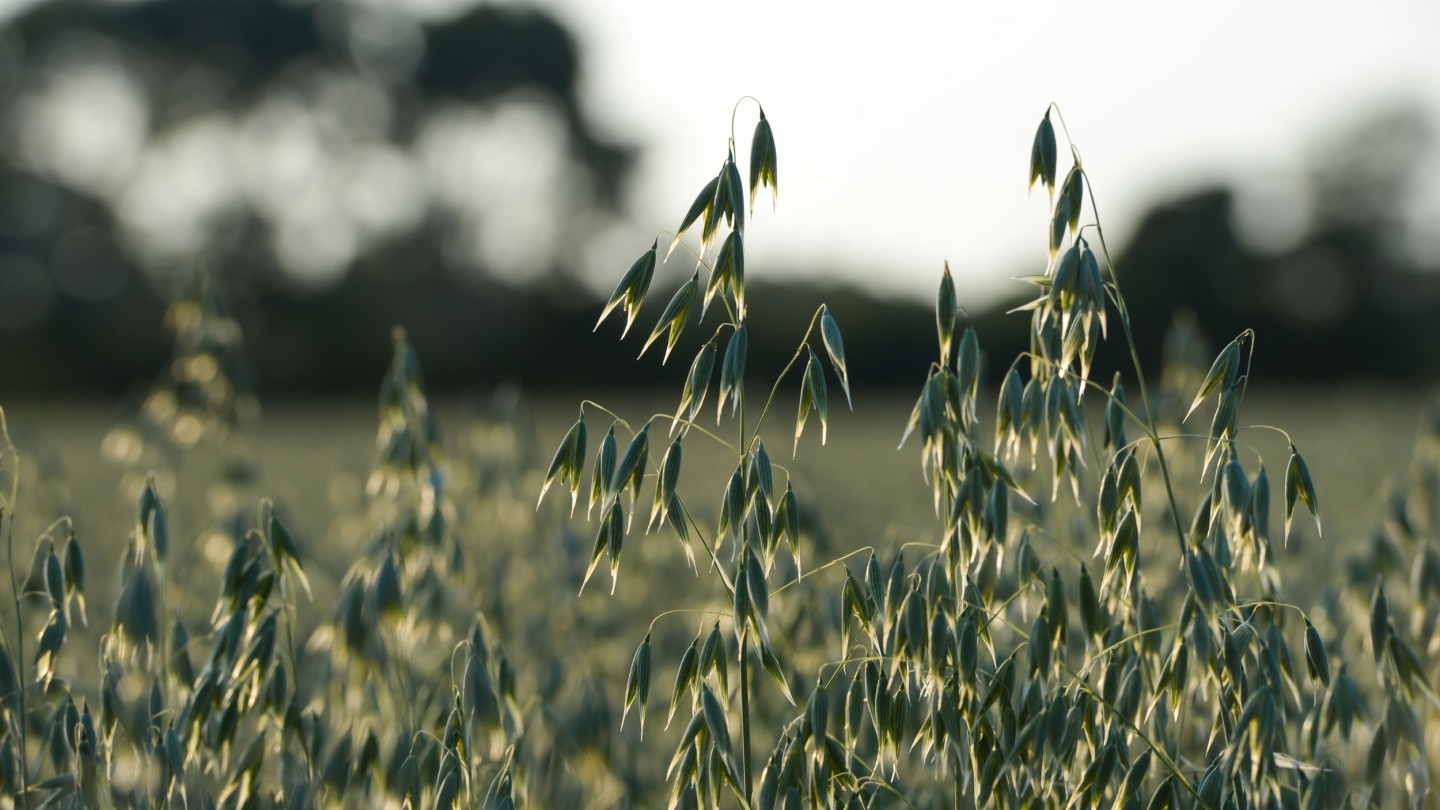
[0,382,1434,805]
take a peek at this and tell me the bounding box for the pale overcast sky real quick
[538,0,1440,304]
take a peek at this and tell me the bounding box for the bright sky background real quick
[528,0,1440,305]
[3,0,1438,307]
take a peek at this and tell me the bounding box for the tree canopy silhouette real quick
[0,0,632,298]
[0,0,640,388]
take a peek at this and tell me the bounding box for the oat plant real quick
[541,99,858,806]
[796,107,1428,809]
[306,327,530,809]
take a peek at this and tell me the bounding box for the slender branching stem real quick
[1243,423,1294,447]
[1051,152,1189,552]
[1061,661,1203,804]
[770,547,875,598]
[1,408,32,808]
[676,499,733,591]
[750,306,827,441]
[730,96,763,144]
[645,608,732,637]
[1104,273,1189,554]
[577,400,633,434]
[740,628,753,799]
[653,413,742,457]
[3,505,31,810]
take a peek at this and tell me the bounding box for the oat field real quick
[2,105,1438,809]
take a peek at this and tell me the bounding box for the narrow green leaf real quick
[666,493,691,564]
[34,610,67,679]
[898,385,925,450]
[1370,582,1389,662]
[44,552,64,608]
[579,504,613,595]
[1049,193,1071,255]
[820,306,852,409]
[705,232,742,318]
[1295,445,1320,535]
[750,441,774,505]
[1029,110,1057,197]
[1205,389,1237,469]
[668,639,699,729]
[676,340,718,431]
[700,621,728,696]
[806,683,828,741]
[667,712,705,781]
[718,464,745,544]
[588,424,617,517]
[611,423,651,504]
[778,484,800,567]
[745,549,768,619]
[639,271,700,363]
[268,513,301,570]
[1387,633,1430,696]
[114,567,157,652]
[1104,373,1127,449]
[1304,619,1330,686]
[62,535,85,613]
[718,324,748,422]
[730,558,750,643]
[1061,165,1084,231]
[957,326,980,398]
[141,481,168,563]
[650,438,683,533]
[372,554,402,618]
[436,768,459,810]
[701,683,732,758]
[760,639,796,705]
[1185,339,1241,422]
[670,177,719,258]
[607,502,625,592]
[703,161,729,247]
[539,414,585,510]
[807,349,828,445]
[749,109,778,212]
[937,262,957,364]
[622,633,652,738]
[597,240,658,337]
[794,356,814,457]
[997,366,1023,446]
[1249,465,1271,546]
[722,155,745,235]
[1284,443,1321,543]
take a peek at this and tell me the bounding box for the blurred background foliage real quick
[0,0,1437,397]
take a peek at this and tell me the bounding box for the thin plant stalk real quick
[740,628,753,797]
[1,407,31,810]
[3,507,31,810]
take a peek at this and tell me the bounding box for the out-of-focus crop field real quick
[5,367,1434,807]
[0,389,1420,676]
[7,384,1426,590]
[2,371,1436,807]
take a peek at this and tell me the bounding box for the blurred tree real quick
[0,0,634,388]
[1095,105,1440,383]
